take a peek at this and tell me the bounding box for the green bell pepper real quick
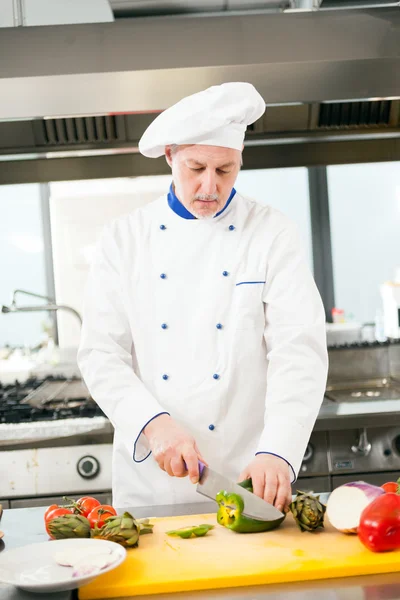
[166,524,214,538]
[216,478,285,534]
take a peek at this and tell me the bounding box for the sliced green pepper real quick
[216,479,285,534]
[166,524,214,538]
[238,478,253,492]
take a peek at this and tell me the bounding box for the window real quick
[0,184,49,347]
[327,161,400,324]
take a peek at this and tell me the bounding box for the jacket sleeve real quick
[257,220,328,482]
[77,222,169,463]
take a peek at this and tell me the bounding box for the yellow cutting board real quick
[79,511,400,599]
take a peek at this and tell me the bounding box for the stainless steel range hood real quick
[0,6,399,183]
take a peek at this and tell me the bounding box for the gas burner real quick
[0,375,104,424]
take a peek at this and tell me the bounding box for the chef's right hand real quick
[143,414,208,483]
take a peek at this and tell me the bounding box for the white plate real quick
[0,538,126,593]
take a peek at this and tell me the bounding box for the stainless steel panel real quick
[0,121,36,149]
[0,9,398,120]
[1,136,400,186]
[327,345,391,384]
[111,0,225,13]
[264,104,310,133]
[292,476,331,494]
[228,0,288,7]
[389,343,400,379]
[2,9,397,79]
[299,431,330,476]
[325,378,400,403]
[329,427,400,474]
[316,410,400,432]
[9,491,112,509]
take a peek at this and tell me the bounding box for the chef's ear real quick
[165,145,173,168]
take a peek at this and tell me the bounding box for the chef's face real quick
[165,144,242,219]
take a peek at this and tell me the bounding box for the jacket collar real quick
[167,183,236,220]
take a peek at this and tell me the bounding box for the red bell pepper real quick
[358,492,400,552]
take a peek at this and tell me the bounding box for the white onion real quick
[54,546,112,567]
[72,564,101,578]
[326,481,384,533]
[71,553,119,578]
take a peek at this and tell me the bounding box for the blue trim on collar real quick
[167,183,236,220]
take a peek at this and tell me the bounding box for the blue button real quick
[209,424,215,431]
[162,374,169,380]
[160,224,166,230]
[216,323,223,329]
[222,271,229,277]
[229,225,235,231]
[160,273,167,279]
[161,323,168,329]
[213,373,220,380]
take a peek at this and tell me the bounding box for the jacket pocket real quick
[233,275,265,330]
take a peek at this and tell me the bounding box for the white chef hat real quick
[138,82,266,158]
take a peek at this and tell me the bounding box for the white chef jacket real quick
[77,185,328,509]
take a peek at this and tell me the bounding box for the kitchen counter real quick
[3,502,400,600]
[0,504,70,600]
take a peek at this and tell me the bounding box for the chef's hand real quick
[238,454,292,513]
[143,414,208,483]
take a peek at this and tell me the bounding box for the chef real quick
[77,82,328,512]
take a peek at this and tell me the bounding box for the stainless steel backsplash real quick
[327,341,400,384]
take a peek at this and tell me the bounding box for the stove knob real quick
[393,435,400,455]
[302,443,313,463]
[77,455,100,480]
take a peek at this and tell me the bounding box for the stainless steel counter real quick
[2,501,400,600]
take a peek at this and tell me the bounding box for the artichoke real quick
[289,490,326,532]
[136,518,154,536]
[91,512,140,548]
[47,514,91,539]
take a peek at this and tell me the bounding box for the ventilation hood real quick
[0,5,399,182]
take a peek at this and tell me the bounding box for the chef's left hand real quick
[238,454,292,513]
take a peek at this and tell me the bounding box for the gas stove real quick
[0,374,113,446]
[0,374,105,424]
[0,375,114,508]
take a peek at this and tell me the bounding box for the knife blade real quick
[185,460,284,521]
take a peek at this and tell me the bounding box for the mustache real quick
[194,194,219,201]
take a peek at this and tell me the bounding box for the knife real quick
[184,460,284,521]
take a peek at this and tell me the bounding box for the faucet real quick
[1,289,82,326]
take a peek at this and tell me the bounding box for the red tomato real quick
[44,507,72,536]
[87,505,117,528]
[44,504,59,521]
[381,482,399,493]
[74,496,101,517]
